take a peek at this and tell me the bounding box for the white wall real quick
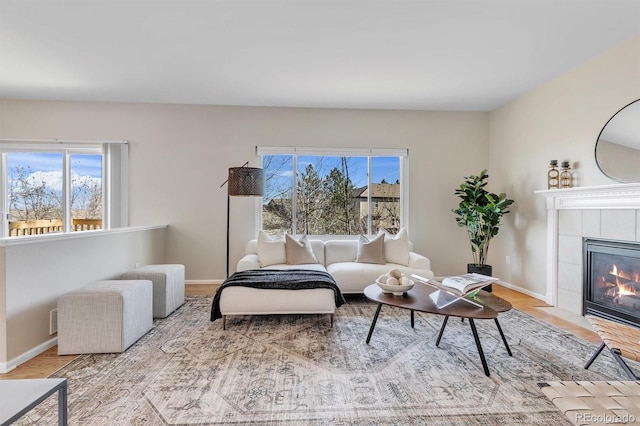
[0,248,6,364]
[0,226,166,371]
[0,101,490,281]
[489,35,640,298]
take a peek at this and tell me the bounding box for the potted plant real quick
[452,169,514,292]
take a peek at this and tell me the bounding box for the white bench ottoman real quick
[121,264,185,318]
[218,287,337,329]
[211,270,345,329]
[57,280,153,355]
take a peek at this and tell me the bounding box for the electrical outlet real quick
[506,255,511,265]
[49,309,58,335]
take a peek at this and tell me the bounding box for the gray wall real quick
[0,226,166,371]
[0,102,490,281]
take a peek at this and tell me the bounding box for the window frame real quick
[257,146,409,238]
[0,139,128,239]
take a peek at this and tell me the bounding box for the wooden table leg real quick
[410,310,415,328]
[366,304,383,344]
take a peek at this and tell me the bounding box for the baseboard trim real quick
[431,277,551,305]
[0,336,58,374]
[497,280,551,305]
[186,279,224,285]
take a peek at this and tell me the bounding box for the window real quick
[70,153,103,230]
[258,147,407,236]
[0,140,128,238]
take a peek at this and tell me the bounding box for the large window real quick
[0,140,128,238]
[258,147,407,236]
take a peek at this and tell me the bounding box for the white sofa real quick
[237,238,434,293]
[216,234,435,327]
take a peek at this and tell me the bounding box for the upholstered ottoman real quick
[57,280,153,355]
[211,270,346,329]
[539,381,640,426]
[121,264,185,318]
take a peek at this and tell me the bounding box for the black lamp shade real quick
[228,167,265,197]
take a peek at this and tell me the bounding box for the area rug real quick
[20,296,632,425]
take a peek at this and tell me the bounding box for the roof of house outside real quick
[355,183,399,199]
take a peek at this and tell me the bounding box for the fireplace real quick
[583,238,640,328]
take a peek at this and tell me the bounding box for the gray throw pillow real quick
[357,233,385,264]
[285,234,319,264]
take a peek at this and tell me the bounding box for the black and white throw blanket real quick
[210,269,346,321]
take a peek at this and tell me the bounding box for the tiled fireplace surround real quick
[537,183,640,315]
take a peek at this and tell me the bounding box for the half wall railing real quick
[8,219,103,236]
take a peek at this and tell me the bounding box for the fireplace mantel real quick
[535,183,640,210]
[535,183,640,306]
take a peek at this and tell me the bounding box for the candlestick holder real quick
[560,161,573,188]
[548,160,559,189]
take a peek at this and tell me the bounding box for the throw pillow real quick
[356,232,385,264]
[383,227,410,266]
[257,230,286,267]
[285,234,319,265]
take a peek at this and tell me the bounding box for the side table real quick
[0,378,67,425]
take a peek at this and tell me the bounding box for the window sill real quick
[0,225,167,247]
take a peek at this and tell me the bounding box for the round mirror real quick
[595,99,640,183]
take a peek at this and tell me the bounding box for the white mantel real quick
[535,183,640,307]
[536,183,640,210]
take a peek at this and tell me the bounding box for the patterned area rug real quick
[20,295,631,425]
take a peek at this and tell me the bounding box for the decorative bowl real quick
[376,277,414,295]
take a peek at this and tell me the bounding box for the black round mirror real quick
[595,99,640,183]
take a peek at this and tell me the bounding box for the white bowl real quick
[376,277,414,295]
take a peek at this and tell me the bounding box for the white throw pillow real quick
[383,227,410,266]
[257,231,286,267]
[356,233,385,264]
[285,234,319,264]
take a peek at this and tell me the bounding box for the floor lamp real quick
[221,163,265,278]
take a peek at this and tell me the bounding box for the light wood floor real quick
[0,284,601,380]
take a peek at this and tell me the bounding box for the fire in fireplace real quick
[583,238,640,328]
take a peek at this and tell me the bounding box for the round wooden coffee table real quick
[364,282,513,377]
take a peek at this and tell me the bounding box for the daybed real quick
[214,230,435,327]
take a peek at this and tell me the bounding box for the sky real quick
[7,152,102,191]
[264,155,400,195]
[263,154,401,202]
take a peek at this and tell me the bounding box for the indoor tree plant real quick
[452,169,514,292]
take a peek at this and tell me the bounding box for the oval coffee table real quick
[364,282,513,377]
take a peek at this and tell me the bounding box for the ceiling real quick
[1,0,639,112]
